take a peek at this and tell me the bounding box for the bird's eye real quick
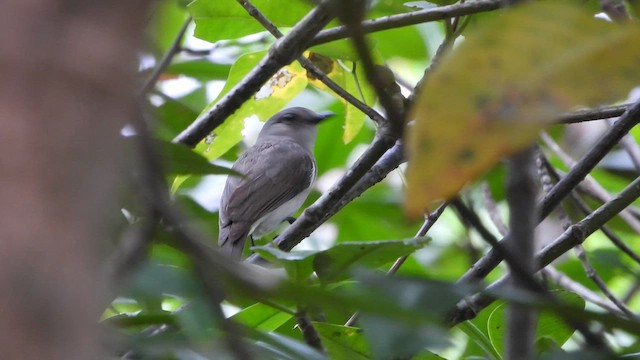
[282,113,296,121]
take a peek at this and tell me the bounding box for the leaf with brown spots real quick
[405,2,640,217]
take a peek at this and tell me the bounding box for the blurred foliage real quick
[108,0,640,359]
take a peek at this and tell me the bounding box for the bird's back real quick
[218,138,315,259]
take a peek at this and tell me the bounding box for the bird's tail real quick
[218,223,250,260]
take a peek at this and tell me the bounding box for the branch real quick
[538,176,640,270]
[326,1,406,132]
[505,147,539,360]
[456,99,640,285]
[235,0,385,124]
[173,2,335,147]
[541,99,640,219]
[538,151,640,271]
[296,309,326,353]
[609,118,640,171]
[557,103,630,124]
[540,132,640,233]
[140,16,192,95]
[450,166,640,325]
[311,0,503,46]
[574,245,639,319]
[344,201,449,327]
[543,266,626,316]
[275,134,397,251]
[560,189,640,269]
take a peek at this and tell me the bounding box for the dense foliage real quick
[105,0,640,359]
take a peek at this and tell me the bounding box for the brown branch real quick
[574,245,638,319]
[235,0,384,124]
[296,309,326,353]
[543,267,626,315]
[173,2,335,147]
[557,103,630,124]
[311,0,503,46]
[344,201,449,327]
[541,132,640,232]
[450,171,640,326]
[140,16,192,95]
[456,99,640,285]
[539,151,640,267]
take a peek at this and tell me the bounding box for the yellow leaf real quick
[307,53,376,143]
[197,54,308,161]
[406,2,640,217]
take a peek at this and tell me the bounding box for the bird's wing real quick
[218,139,315,249]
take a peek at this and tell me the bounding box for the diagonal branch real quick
[457,99,640,285]
[235,0,384,124]
[450,174,640,329]
[140,16,192,95]
[311,0,503,46]
[173,2,335,147]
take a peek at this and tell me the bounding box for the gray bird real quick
[218,107,332,259]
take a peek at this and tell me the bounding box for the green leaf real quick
[314,323,371,360]
[166,60,231,80]
[307,56,377,143]
[230,303,294,331]
[194,50,308,160]
[154,87,205,141]
[486,289,584,357]
[150,0,190,52]
[189,0,314,43]
[341,62,377,143]
[457,321,502,360]
[247,328,328,360]
[313,238,430,282]
[252,247,317,283]
[361,313,448,360]
[124,262,201,311]
[254,238,429,283]
[159,139,237,175]
[369,25,427,61]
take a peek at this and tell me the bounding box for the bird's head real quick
[258,107,334,150]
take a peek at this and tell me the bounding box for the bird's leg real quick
[284,216,296,224]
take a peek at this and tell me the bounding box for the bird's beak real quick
[314,111,335,124]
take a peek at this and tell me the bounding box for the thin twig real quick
[557,103,630,124]
[539,152,640,266]
[173,3,335,146]
[140,16,192,95]
[311,0,503,46]
[102,212,157,302]
[328,1,406,134]
[482,183,509,236]
[574,245,638,319]
[344,201,449,327]
[456,99,640,285]
[236,0,384,124]
[608,118,640,172]
[623,280,640,304]
[541,132,640,233]
[543,266,625,316]
[450,172,640,326]
[541,99,640,220]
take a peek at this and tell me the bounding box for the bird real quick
[218,107,333,259]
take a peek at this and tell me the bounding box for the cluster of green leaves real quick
[108,0,640,359]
